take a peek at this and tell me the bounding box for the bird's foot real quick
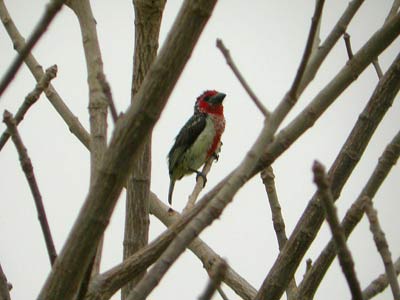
[190,168,207,187]
[212,152,219,161]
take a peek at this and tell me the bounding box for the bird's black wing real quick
[168,112,207,172]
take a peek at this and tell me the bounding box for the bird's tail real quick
[168,179,175,205]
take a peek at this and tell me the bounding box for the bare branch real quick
[372,59,384,79]
[0,0,91,149]
[149,193,257,300]
[363,257,400,300]
[97,72,119,123]
[37,0,221,299]
[313,161,363,300]
[0,65,57,152]
[198,260,227,300]
[0,263,11,300]
[289,0,325,98]
[0,0,66,96]
[365,198,400,300]
[3,110,57,266]
[298,0,365,93]
[297,127,400,300]
[343,32,354,59]
[216,39,270,118]
[184,145,220,212]
[260,166,297,300]
[385,0,400,23]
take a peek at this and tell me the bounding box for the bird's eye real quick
[204,96,211,102]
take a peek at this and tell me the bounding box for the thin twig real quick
[184,142,221,212]
[97,72,119,123]
[343,32,354,59]
[364,198,400,300]
[0,263,11,300]
[0,0,91,149]
[362,256,400,300]
[312,161,363,300]
[198,259,228,300]
[216,39,270,118]
[260,166,297,300]
[0,65,57,152]
[0,0,66,97]
[289,0,325,98]
[372,59,384,79]
[3,110,57,265]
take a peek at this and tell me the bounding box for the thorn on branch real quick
[343,32,354,59]
[3,110,57,266]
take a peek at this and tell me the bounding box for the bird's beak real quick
[209,92,226,104]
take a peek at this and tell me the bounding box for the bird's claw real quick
[195,171,207,187]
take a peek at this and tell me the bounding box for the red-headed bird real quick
[167,90,226,205]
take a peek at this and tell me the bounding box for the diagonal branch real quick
[362,257,400,300]
[0,0,91,149]
[365,198,400,300]
[296,127,400,300]
[216,39,270,118]
[0,0,66,97]
[313,161,363,300]
[3,110,57,266]
[198,259,227,300]
[0,65,57,152]
[36,0,221,299]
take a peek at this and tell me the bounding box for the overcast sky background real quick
[0,1,399,300]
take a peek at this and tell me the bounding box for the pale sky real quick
[0,1,399,300]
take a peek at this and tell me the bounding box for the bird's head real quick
[195,90,226,115]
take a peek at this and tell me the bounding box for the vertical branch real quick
[260,166,297,300]
[313,161,363,300]
[0,0,66,96]
[3,110,57,265]
[122,1,166,298]
[0,65,57,151]
[364,199,400,300]
[66,0,109,297]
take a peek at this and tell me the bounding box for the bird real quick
[167,90,226,205]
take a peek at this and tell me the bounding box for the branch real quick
[184,150,218,212]
[198,260,227,300]
[97,72,119,123]
[123,1,166,296]
[289,0,325,98]
[364,198,400,300]
[0,65,57,152]
[298,0,365,93]
[3,110,57,266]
[37,0,221,299]
[313,161,363,300]
[0,263,11,300]
[260,166,297,300]
[343,32,383,79]
[296,127,400,300]
[254,15,400,300]
[0,0,66,96]
[149,193,257,300]
[362,257,400,300]
[0,0,91,149]
[216,39,270,118]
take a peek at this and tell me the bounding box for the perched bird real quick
[167,90,226,205]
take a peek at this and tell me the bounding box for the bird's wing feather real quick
[168,113,207,172]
